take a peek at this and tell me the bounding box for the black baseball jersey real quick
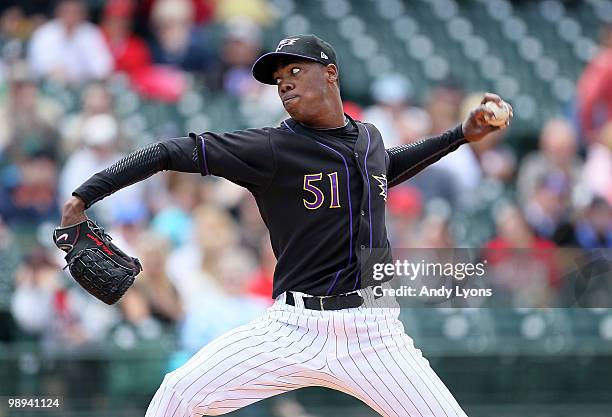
[74,115,466,299]
[191,115,391,298]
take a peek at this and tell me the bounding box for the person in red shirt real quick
[245,234,275,303]
[485,204,560,292]
[101,0,151,77]
[139,0,215,26]
[578,24,612,142]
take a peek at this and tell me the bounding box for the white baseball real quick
[484,101,510,127]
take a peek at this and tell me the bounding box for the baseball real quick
[484,100,510,127]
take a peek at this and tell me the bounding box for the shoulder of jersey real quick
[361,121,381,134]
[279,118,293,128]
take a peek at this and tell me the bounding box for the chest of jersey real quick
[269,123,385,221]
[253,121,391,292]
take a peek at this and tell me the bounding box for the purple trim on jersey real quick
[282,120,294,133]
[330,270,342,295]
[363,125,373,254]
[200,135,210,176]
[283,120,353,295]
[352,270,361,291]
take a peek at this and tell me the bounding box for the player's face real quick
[273,60,332,123]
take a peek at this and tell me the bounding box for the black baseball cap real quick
[252,34,338,85]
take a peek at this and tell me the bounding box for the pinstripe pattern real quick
[145,291,468,417]
[329,310,396,417]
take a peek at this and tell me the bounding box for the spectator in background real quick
[0,155,60,227]
[484,204,559,306]
[214,0,273,27]
[208,16,262,97]
[385,186,423,248]
[413,209,455,248]
[27,0,113,85]
[3,1,56,18]
[577,24,612,142]
[488,204,557,251]
[60,83,114,156]
[363,73,430,147]
[0,63,62,164]
[10,246,59,338]
[179,248,267,355]
[59,114,145,224]
[236,192,268,255]
[218,17,285,127]
[101,0,151,79]
[574,197,612,249]
[523,173,572,242]
[582,121,612,206]
[516,118,582,209]
[166,205,239,312]
[149,0,214,73]
[477,144,516,184]
[129,232,183,327]
[0,6,29,65]
[150,172,200,247]
[107,200,149,255]
[426,89,482,196]
[246,233,276,302]
[113,232,178,344]
[401,166,460,208]
[139,0,215,26]
[425,83,464,135]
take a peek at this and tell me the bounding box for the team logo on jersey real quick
[276,38,299,51]
[372,174,387,202]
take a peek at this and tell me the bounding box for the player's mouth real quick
[282,95,298,105]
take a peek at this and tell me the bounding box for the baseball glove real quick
[53,219,142,305]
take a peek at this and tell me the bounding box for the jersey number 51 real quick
[303,172,341,210]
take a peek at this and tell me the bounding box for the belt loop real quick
[293,292,305,309]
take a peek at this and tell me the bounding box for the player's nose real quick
[279,80,294,94]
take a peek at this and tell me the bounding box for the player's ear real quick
[326,64,339,84]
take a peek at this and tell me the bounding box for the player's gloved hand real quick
[462,92,513,142]
[53,218,142,305]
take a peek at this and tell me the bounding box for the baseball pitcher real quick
[55,35,512,416]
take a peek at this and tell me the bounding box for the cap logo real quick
[320,51,328,59]
[276,38,299,51]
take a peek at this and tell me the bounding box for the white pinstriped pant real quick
[145,289,468,417]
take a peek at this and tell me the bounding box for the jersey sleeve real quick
[190,127,276,193]
[385,124,466,188]
[73,136,200,208]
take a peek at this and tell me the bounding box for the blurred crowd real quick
[0,0,611,360]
